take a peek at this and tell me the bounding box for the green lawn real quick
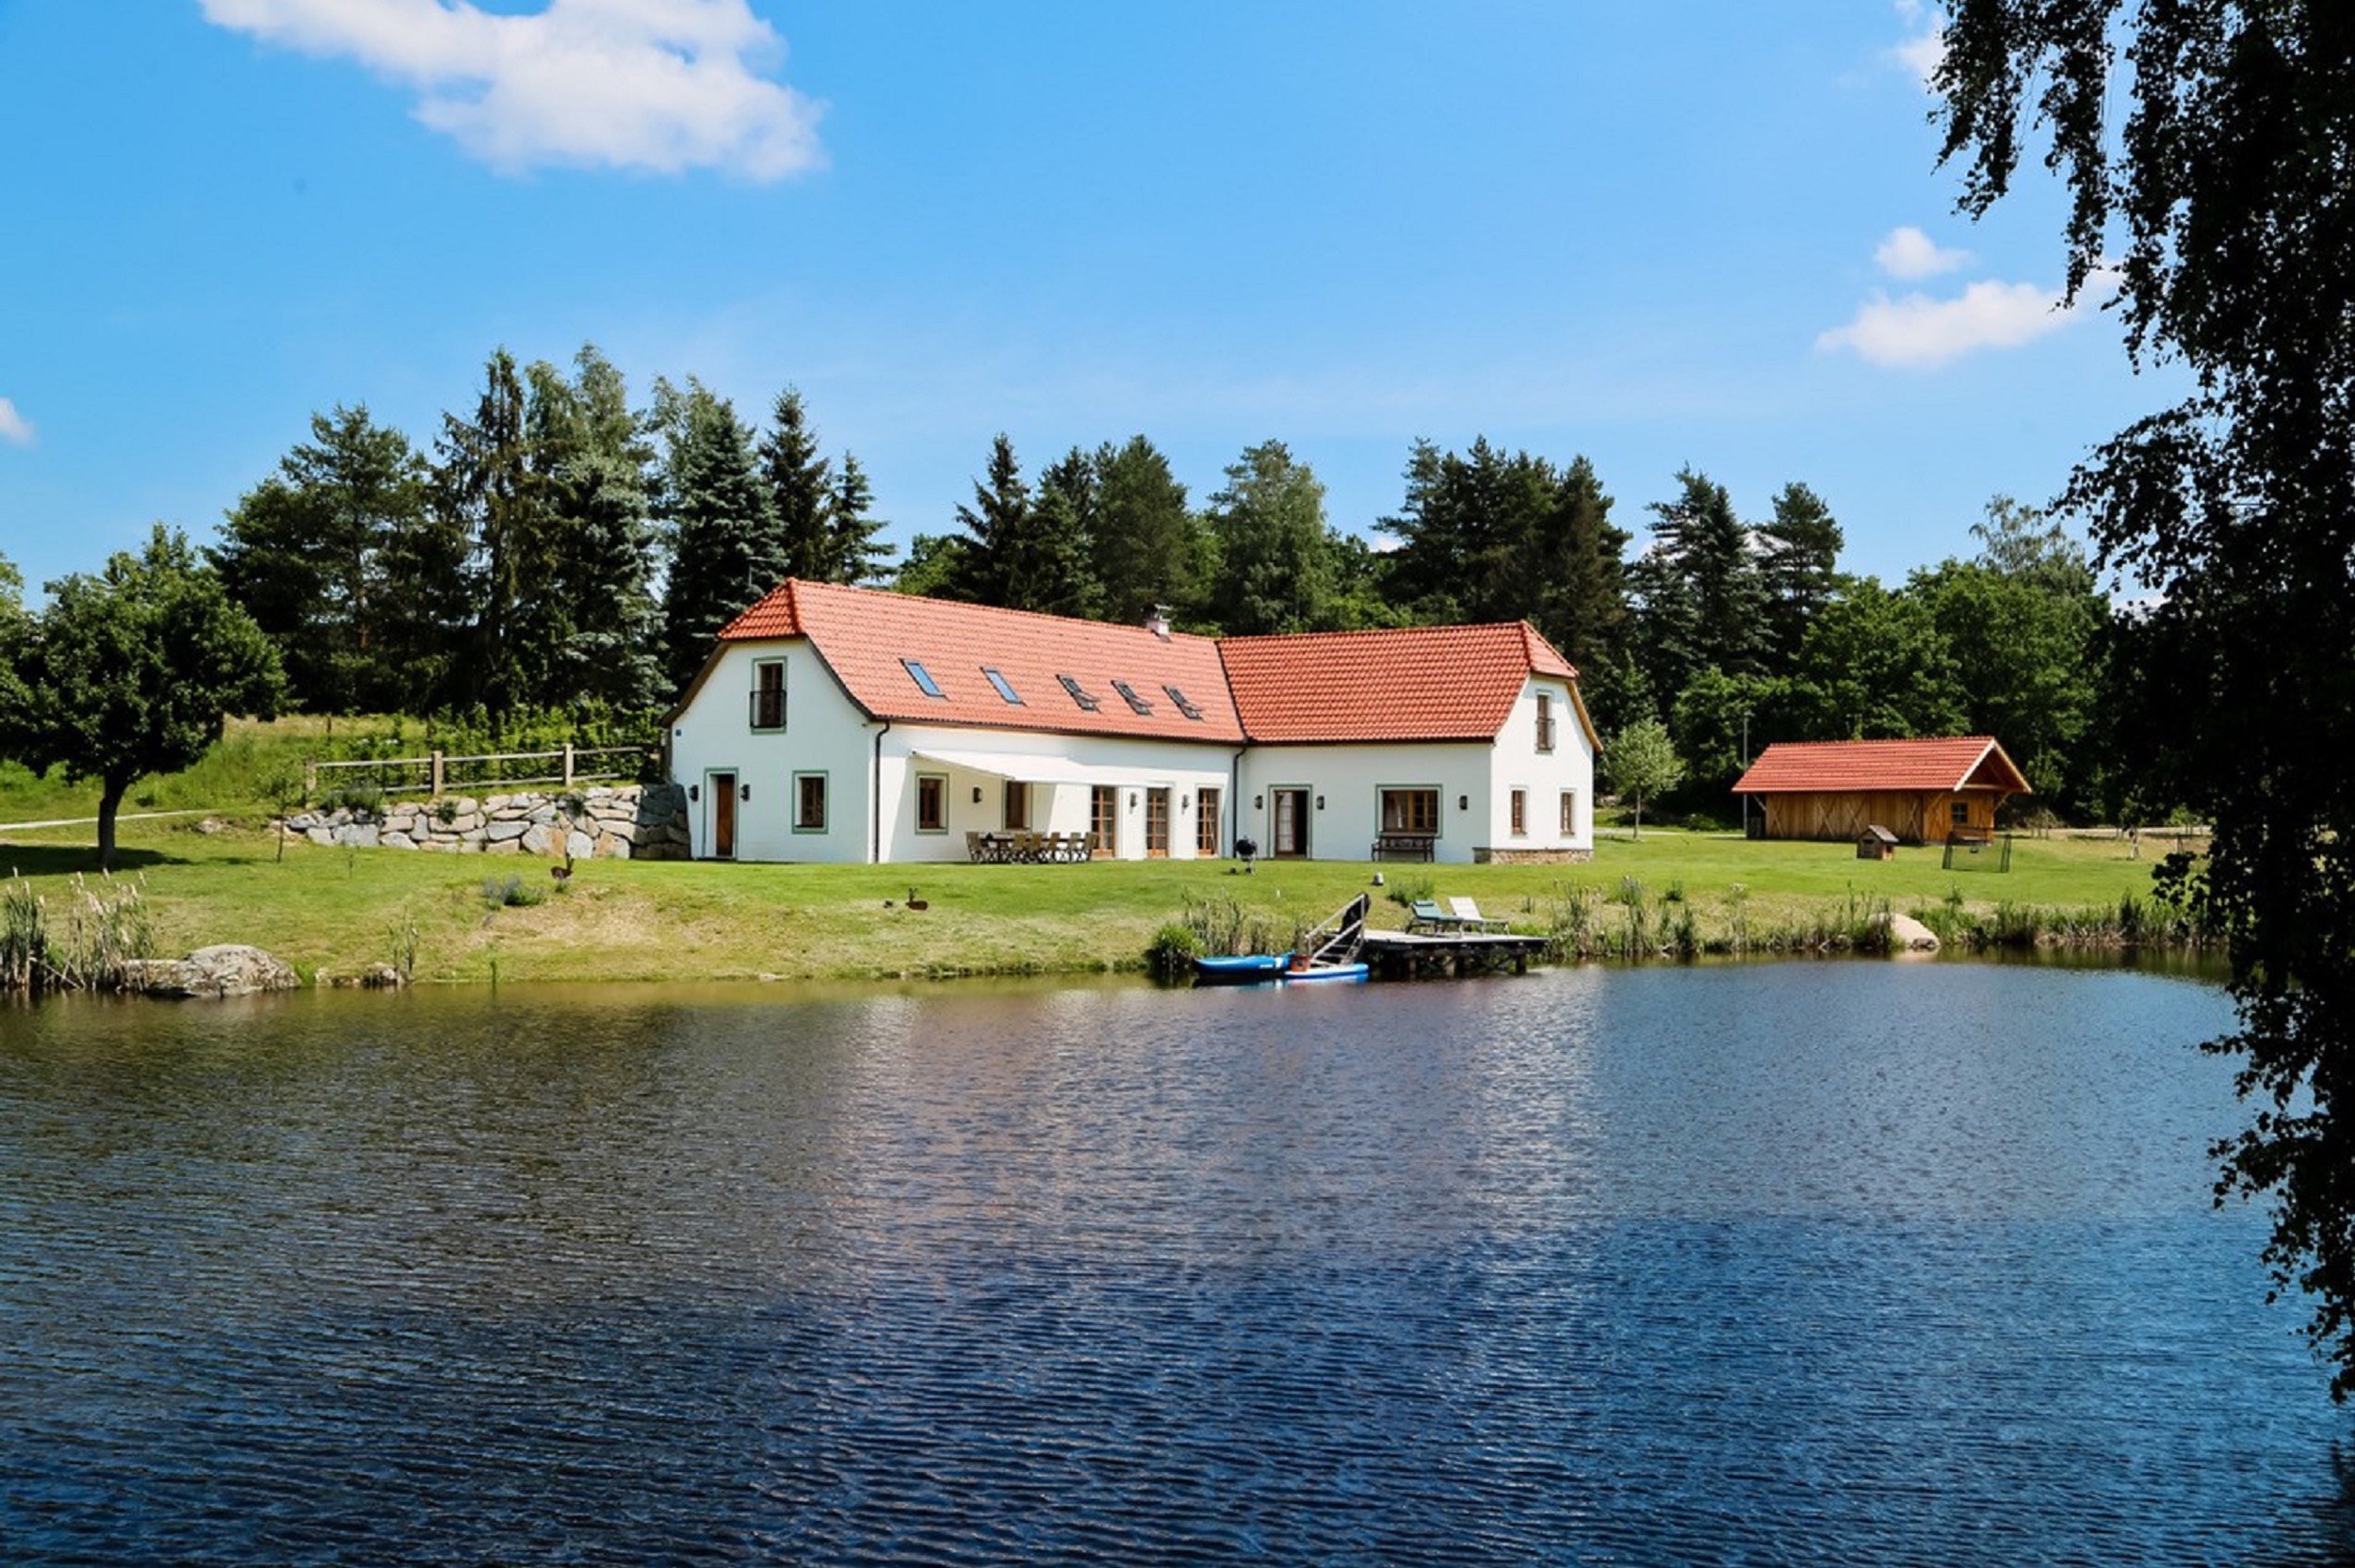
[0,799,2192,985]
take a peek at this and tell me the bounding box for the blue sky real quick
[0,0,2169,600]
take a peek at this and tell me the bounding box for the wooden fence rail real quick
[305,745,657,802]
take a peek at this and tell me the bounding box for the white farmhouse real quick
[665,580,1598,865]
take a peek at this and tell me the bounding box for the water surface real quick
[2,964,2346,1563]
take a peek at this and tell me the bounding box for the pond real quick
[2,963,2347,1563]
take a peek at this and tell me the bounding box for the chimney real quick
[1145,606,1172,641]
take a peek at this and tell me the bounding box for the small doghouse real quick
[1857,825,1899,861]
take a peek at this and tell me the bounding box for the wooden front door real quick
[1145,788,1171,856]
[709,770,737,860]
[1272,788,1309,858]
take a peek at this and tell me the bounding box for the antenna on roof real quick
[1145,605,1172,640]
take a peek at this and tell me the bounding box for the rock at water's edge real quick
[122,944,301,999]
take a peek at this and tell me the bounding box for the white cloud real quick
[201,0,824,180]
[1875,224,1970,280]
[1817,272,2115,369]
[1891,1,1944,89]
[0,397,31,447]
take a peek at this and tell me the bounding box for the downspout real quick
[871,719,893,865]
[1230,742,1248,854]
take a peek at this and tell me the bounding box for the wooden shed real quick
[1731,736,2030,845]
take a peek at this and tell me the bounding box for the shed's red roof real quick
[1219,622,1578,744]
[715,580,1244,741]
[1732,736,2031,796]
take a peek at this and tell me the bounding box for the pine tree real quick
[1089,435,1199,626]
[942,434,1096,616]
[1756,481,1844,667]
[527,345,663,711]
[656,380,783,695]
[1630,467,1768,705]
[434,348,545,720]
[827,451,895,585]
[1526,454,1632,681]
[211,404,429,713]
[761,387,836,584]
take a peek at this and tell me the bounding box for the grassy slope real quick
[0,806,2185,985]
[2,715,2193,984]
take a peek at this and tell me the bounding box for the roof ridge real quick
[785,577,1220,645]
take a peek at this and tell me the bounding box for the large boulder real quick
[122,944,301,999]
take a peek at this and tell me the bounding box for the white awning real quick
[910,748,1217,787]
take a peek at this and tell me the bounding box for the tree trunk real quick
[96,776,127,873]
[1633,793,1644,841]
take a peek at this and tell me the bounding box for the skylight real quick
[1162,684,1203,720]
[901,658,946,699]
[1112,679,1154,716]
[1056,674,1102,712]
[983,667,1023,704]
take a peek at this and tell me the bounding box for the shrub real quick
[1145,922,1201,979]
[480,873,544,911]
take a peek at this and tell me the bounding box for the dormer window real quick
[983,667,1023,704]
[1057,674,1101,712]
[902,658,946,699]
[1112,680,1154,716]
[1163,684,1203,720]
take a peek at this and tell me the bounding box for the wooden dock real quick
[1360,930,1550,978]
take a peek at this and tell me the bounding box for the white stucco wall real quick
[670,640,1241,864]
[669,639,876,864]
[1236,678,1595,864]
[1489,676,1596,854]
[874,727,1238,864]
[673,644,1596,865]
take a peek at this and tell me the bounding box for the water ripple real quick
[2,967,2347,1563]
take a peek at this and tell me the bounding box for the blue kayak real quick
[1194,952,1291,983]
[1280,962,1369,984]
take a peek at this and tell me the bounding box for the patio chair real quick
[1447,897,1511,933]
[1405,898,1462,933]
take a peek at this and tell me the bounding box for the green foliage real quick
[317,780,387,816]
[1090,435,1198,628]
[210,404,430,714]
[1601,718,1683,838]
[940,433,1098,618]
[656,378,783,695]
[1630,467,1768,703]
[480,872,544,911]
[1145,921,1201,979]
[1,871,153,993]
[1376,439,1632,670]
[1937,0,2355,1393]
[1203,440,1335,635]
[8,526,285,869]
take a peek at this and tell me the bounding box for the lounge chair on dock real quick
[1405,898,1464,933]
[1446,897,1511,933]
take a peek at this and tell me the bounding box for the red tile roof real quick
[1219,622,1580,744]
[1732,736,2031,796]
[692,582,1589,749]
[715,580,1246,742]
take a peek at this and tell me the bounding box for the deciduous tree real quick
[1936,0,2355,1391]
[1602,717,1682,840]
[8,527,284,869]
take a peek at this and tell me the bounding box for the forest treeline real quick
[45,343,2146,823]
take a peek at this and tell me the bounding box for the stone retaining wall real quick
[283,784,690,861]
[1471,847,1596,865]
